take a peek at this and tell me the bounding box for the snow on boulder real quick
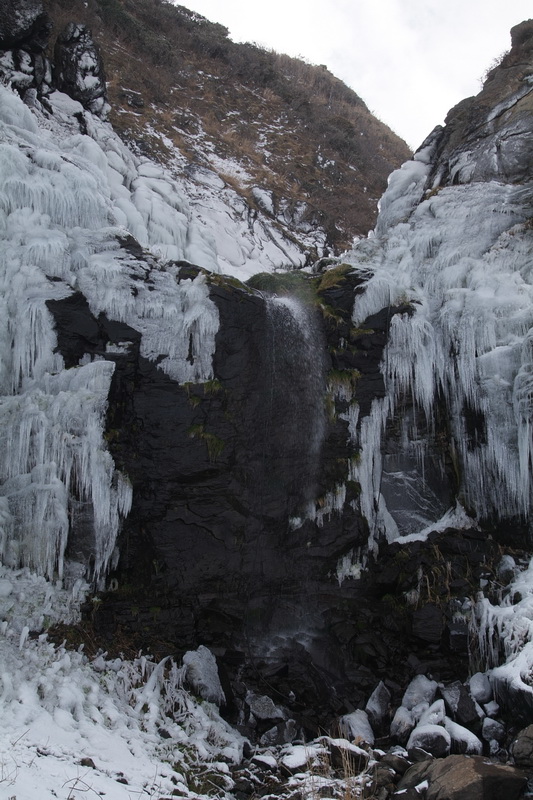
[440,680,483,729]
[365,680,391,732]
[390,705,415,745]
[468,672,492,705]
[339,709,375,745]
[418,699,446,727]
[444,717,483,755]
[411,701,430,723]
[401,675,438,710]
[497,554,517,584]
[251,753,278,771]
[182,645,225,706]
[484,700,500,718]
[323,737,370,773]
[407,723,451,758]
[280,743,325,775]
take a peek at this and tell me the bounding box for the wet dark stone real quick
[412,604,444,644]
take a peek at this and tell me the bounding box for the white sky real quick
[175,0,532,149]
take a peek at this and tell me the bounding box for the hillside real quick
[42,0,411,257]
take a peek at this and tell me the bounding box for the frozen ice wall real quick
[0,84,224,582]
[346,128,533,538]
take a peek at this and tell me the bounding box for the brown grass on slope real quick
[43,0,412,251]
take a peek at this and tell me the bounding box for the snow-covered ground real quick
[0,567,243,799]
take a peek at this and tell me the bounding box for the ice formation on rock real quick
[0,83,226,581]
[346,129,533,538]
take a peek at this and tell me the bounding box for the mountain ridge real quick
[40,0,411,256]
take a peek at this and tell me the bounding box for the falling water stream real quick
[264,294,327,510]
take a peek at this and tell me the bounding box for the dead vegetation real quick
[43,0,411,250]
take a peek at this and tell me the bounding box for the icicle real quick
[348,172,533,533]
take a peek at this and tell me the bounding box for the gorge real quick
[1,2,533,798]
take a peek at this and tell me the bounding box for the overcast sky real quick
[175,0,532,150]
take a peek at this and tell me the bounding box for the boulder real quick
[182,645,225,706]
[339,709,375,745]
[379,752,411,775]
[440,681,482,730]
[398,754,527,800]
[402,676,438,711]
[483,700,500,718]
[511,723,533,768]
[259,719,298,746]
[419,700,446,727]
[468,672,492,705]
[325,737,369,773]
[481,717,505,745]
[391,705,416,744]
[496,555,516,584]
[246,692,286,723]
[444,717,482,755]
[365,680,391,733]
[406,724,451,758]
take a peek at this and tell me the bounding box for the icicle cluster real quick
[345,136,533,537]
[472,558,533,702]
[0,84,223,581]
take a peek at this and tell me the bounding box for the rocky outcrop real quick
[425,19,533,187]
[0,0,49,50]
[0,4,108,115]
[0,0,52,95]
[53,23,108,117]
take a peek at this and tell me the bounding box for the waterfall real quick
[264,295,326,511]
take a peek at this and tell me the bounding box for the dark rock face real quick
[53,23,108,116]
[0,0,52,95]
[425,19,533,187]
[46,262,372,723]
[47,252,526,733]
[0,0,49,51]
